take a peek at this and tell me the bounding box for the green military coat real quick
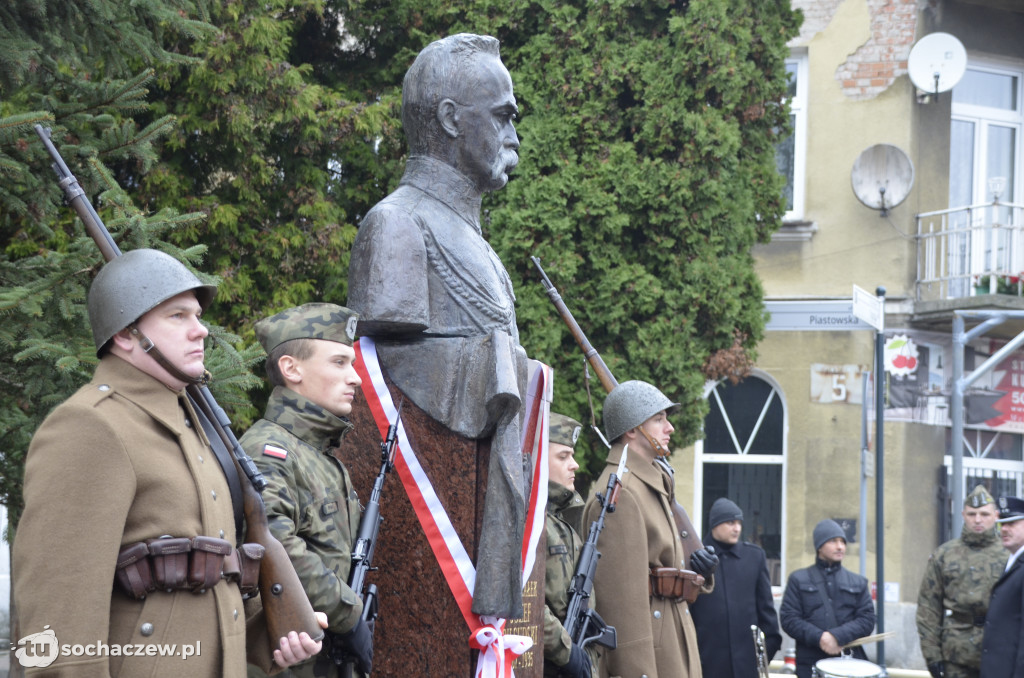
[583,443,702,678]
[544,481,600,678]
[916,527,1007,673]
[240,387,363,677]
[13,356,272,677]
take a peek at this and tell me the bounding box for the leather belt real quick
[115,536,264,599]
[948,609,986,627]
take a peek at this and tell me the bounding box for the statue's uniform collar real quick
[402,156,484,233]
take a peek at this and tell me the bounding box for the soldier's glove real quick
[338,617,373,675]
[559,642,592,678]
[690,546,719,578]
[927,662,945,678]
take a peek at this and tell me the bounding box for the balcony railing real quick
[916,201,1024,301]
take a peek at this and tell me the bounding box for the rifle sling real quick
[190,393,245,539]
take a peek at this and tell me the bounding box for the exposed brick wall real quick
[792,0,921,101]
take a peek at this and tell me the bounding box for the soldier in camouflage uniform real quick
[916,484,1007,678]
[544,413,600,678]
[241,303,373,678]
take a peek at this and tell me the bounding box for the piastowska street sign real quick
[764,300,875,332]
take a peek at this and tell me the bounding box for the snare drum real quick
[812,656,883,678]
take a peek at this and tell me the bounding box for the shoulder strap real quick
[807,565,838,630]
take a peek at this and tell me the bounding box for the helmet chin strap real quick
[638,427,671,458]
[130,325,210,387]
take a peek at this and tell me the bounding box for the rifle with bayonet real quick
[34,124,324,647]
[531,256,709,603]
[335,399,403,677]
[563,450,626,651]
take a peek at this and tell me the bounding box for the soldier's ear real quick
[437,99,460,138]
[110,327,136,353]
[277,354,304,385]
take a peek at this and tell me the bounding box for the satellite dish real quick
[851,144,915,216]
[908,32,967,95]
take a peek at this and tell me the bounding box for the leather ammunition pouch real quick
[649,567,705,604]
[224,543,265,596]
[115,537,264,599]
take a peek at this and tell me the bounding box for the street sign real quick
[853,284,884,331]
[764,300,875,332]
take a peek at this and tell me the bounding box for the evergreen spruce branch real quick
[0,112,55,144]
[53,68,155,119]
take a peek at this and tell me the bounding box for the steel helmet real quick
[87,249,217,354]
[603,380,680,442]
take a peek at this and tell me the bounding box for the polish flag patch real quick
[262,444,288,460]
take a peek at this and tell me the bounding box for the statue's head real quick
[403,34,520,193]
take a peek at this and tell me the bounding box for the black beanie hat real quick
[709,497,744,529]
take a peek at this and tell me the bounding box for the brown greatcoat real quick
[13,356,274,677]
[583,442,702,678]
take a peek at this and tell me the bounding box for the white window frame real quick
[782,51,808,224]
[951,56,1024,206]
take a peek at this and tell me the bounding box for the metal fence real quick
[916,201,1024,301]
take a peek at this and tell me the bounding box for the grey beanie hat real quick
[708,498,744,529]
[813,519,846,551]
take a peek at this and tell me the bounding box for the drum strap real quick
[808,565,838,630]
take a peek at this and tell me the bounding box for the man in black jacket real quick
[780,519,876,678]
[980,495,1024,677]
[690,497,782,678]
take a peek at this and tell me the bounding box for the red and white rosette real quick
[354,338,550,678]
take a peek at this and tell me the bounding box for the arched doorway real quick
[694,371,787,584]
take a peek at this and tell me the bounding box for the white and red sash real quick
[353,337,551,678]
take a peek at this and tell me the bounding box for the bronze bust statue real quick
[347,33,531,618]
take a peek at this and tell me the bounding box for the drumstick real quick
[841,631,895,649]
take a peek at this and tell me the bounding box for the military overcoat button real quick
[653,610,661,619]
[98,384,110,392]
[140,622,154,636]
[211,490,217,500]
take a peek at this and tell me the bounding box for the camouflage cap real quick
[549,413,583,449]
[966,484,995,508]
[255,303,359,354]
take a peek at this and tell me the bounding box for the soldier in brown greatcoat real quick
[13,250,324,678]
[583,381,718,678]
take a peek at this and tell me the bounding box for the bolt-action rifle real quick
[563,451,626,650]
[335,399,403,677]
[34,125,324,647]
[532,256,708,602]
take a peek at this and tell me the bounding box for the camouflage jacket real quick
[240,386,364,635]
[544,481,599,678]
[916,527,1007,668]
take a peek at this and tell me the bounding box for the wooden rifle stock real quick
[35,125,323,646]
[531,257,707,598]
